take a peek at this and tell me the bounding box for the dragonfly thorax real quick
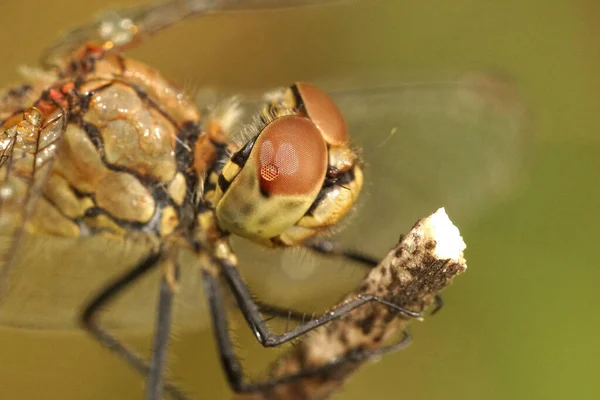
[211,83,364,247]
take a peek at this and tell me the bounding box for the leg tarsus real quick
[146,274,177,400]
[305,239,379,267]
[348,329,413,361]
[257,301,310,322]
[430,294,444,315]
[217,257,420,348]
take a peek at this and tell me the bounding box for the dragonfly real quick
[0,0,529,399]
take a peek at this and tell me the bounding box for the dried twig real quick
[237,207,468,400]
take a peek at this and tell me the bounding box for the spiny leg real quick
[255,301,312,323]
[305,238,379,267]
[204,269,414,393]
[80,251,188,400]
[80,247,316,399]
[346,330,413,361]
[216,257,420,347]
[146,265,179,400]
[306,238,445,315]
[431,294,444,315]
[252,239,392,327]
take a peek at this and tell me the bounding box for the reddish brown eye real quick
[295,82,348,146]
[254,115,327,196]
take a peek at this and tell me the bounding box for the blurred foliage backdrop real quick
[0,0,598,399]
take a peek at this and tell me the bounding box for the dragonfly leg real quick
[337,329,413,363]
[146,267,179,400]
[204,268,414,393]
[431,294,445,315]
[306,239,446,315]
[256,301,313,322]
[305,238,379,267]
[80,251,188,400]
[216,257,421,348]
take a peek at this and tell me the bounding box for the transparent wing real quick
[0,102,208,332]
[0,99,92,325]
[0,72,529,332]
[0,234,209,331]
[43,0,351,67]
[0,104,67,303]
[233,72,530,306]
[330,72,530,254]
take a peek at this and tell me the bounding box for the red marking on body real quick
[36,100,56,116]
[80,43,104,59]
[48,89,63,101]
[61,82,75,94]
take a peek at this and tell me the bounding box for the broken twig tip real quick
[425,207,467,265]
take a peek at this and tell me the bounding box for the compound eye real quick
[254,115,327,197]
[295,82,348,146]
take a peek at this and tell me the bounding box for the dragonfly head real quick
[213,83,363,246]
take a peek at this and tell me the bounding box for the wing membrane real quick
[234,73,530,303]
[0,105,67,301]
[0,102,209,331]
[43,0,351,67]
[0,234,209,331]
[331,73,530,255]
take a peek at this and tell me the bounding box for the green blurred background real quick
[0,0,598,399]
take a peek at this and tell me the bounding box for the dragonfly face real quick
[212,83,363,246]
